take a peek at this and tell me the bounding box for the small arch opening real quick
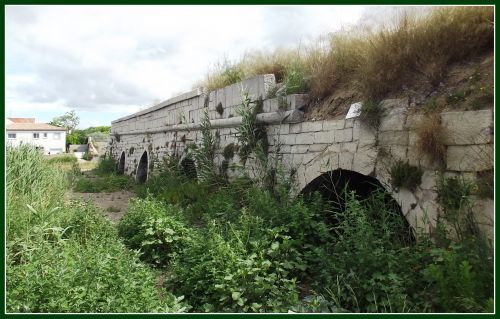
[117,152,125,175]
[180,158,197,180]
[136,151,148,184]
[300,169,414,244]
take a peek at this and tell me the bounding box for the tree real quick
[49,110,80,134]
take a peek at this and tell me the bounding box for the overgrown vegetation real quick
[416,113,447,168]
[360,100,384,129]
[6,145,187,313]
[389,160,423,191]
[121,155,493,313]
[73,157,134,193]
[196,7,493,103]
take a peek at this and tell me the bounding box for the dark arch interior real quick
[180,158,197,180]
[136,151,148,184]
[300,169,414,244]
[117,152,125,175]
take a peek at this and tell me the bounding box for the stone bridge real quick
[109,75,493,236]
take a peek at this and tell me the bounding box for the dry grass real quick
[416,113,447,167]
[195,7,493,104]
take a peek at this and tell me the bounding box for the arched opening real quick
[180,158,197,180]
[136,151,148,184]
[117,152,125,175]
[300,169,414,244]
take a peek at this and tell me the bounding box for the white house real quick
[6,118,67,154]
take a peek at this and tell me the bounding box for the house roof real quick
[6,123,66,131]
[7,117,36,123]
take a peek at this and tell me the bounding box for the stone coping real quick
[112,88,204,124]
[114,110,304,136]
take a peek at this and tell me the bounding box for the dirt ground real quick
[69,190,135,222]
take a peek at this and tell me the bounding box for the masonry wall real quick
[109,75,494,238]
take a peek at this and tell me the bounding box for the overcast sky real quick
[5,5,414,128]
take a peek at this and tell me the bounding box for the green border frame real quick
[1,1,496,317]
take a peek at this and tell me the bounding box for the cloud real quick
[5,5,368,127]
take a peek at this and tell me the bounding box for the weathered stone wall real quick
[109,75,494,238]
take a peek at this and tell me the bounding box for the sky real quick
[5,5,412,129]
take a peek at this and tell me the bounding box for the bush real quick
[95,157,118,175]
[117,197,195,266]
[389,160,423,191]
[360,100,384,129]
[168,216,300,312]
[82,152,93,161]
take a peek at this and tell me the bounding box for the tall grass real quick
[196,7,493,102]
[6,144,187,313]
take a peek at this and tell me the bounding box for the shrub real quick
[283,61,307,94]
[82,152,93,161]
[95,156,118,175]
[389,160,423,191]
[416,113,447,167]
[118,197,195,266]
[360,100,384,129]
[168,216,300,312]
[222,143,236,160]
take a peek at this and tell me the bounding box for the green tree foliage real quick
[49,110,80,133]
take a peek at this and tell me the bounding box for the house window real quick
[33,133,40,139]
[53,133,61,140]
[43,133,48,139]
[8,133,16,139]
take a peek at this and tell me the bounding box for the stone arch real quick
[117,151,125,175]
[299,168,414,243]
[136,151,149,184]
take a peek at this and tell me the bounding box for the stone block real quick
[334,128,353,143]
[295,132,314,145]
[378,131,408,146]
[352,147,377,175]
[263,98,279,113]
[441,110,493,145]
[308,144,329,152]
[302,152,318,165]
[281,134,297,145]
[314,131,334,144]
[215,88,226,109]
[323,120,345,131]
[387,145,408,161]
[446,144,493,171]
[344,119,355,128]
[301,121,323,132]
[420,170,437,190]
[405,113,425,129]
[341,142,358,153]
[260,74,277,97]
[291,145,310,154]
[358,125,377,147]
[395,188,418,217]
[289,123,301,134]
[379,106,408,132]
[338,152,354,170]
[287,94,309,110]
